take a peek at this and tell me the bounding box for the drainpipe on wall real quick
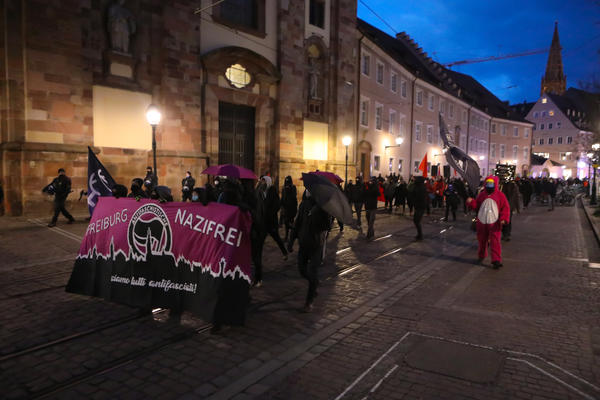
[409,76,418,176]
[356,33,364,178]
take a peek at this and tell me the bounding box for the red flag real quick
[418,153,428,177]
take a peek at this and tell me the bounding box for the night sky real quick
[357,0,600,105]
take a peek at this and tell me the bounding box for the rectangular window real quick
[557,122,561,128]
[542,111,546,117]
[501,125,506,136]
[512,145,518,160]
[539,138,544,145]
[217,0,262,33]
[491,143,496,158]
[375,104,383,130]
[449,103,454,118]
[462,110,467,123]
[500,144,505,158]
[374,155,380,171]
[549,110,554,116]
[360,99,369,126]
[523,147,529,161]
[416,89,423,106]
[484,121,489,131]
[428,93,434,111]
[414,161,420,174]
[540,123,544,130]
[439,99,445,115]
[376,61,384,85]
[401,79,407,98]
[398,159,403,173]
[548,123,553,129]
[389,157,394,172]
[513,127,519,137]
[548,137,553,145]
[491,123,496,134]
[557,136,562,144]
[415,122,422,142]
[524,128,530,138]
[390,71,397,92]
[399,114,406,137]
[389,110,396,135]
[533,111,538,118]
[426,125,433,143]
[567,136,572,144]
[361,53,370,76]
[309,0,325,28]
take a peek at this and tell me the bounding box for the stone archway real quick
[358,140,372,179]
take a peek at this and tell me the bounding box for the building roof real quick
[510,102,535,119]
[546,87,600,131]
[357,18,530,125]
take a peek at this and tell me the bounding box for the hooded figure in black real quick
[181,171,195,202]
[364,177,380,239]
[288,189,330,312]
[258,176,288,258]
[412,176,428,240]
[280,175,298,241]
[144,166,158,195]
[443,183,459,222]
[349,176,366,227]
[128,178,148,199]
[44,168,75,227]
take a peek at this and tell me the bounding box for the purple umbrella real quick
[313,171,344,184]
[201,164,257,180]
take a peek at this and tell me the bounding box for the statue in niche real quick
[108,0,137,54]
[308,56,321,100]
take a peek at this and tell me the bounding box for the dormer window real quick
[542,98,547,104]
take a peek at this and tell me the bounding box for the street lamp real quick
[146,104,162,180]
[342,136,352,185]
[591,143,600,205]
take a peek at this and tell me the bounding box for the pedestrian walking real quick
[394,177,407,214]
[433,177,445,209]
[406,176,415,215]
[518,177,533,209]
[412,176,428,240]
[501,180,520,241]
[280,175,298,241]
[350,176,365,227]
[181,171,195,202]
[287,190,330,312]
[44,168,75,227]
[257,176,288,262]
[384,178,396,213]
[443,183,459,222]
[543,178,557,211]
[467,176,510,269]
[364,177,380,239]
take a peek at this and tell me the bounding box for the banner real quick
[66,197,253,324]
[87,147,116,215]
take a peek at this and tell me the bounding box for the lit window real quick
[225,64,251,88]
[374,155,380,170]
[542,98,547,103]
[549,110,554,116]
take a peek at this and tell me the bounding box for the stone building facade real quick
[0,0,358,216]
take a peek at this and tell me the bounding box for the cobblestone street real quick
[1,201,599,400]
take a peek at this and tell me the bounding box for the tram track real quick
[3,211,467,400]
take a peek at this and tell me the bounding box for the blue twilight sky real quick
[357,0,600,105]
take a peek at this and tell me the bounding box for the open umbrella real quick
[201,164,257,180]
[301,172,354,226]
[439,114,480,196]
[313,171,343,184]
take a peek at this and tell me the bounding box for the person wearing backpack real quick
[44,168,75,227]
[466,176,510,269]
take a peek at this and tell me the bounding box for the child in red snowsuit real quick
[466,176,510,269]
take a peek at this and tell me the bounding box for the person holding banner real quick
[44,168,75,227]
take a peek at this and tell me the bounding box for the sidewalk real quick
[581,196,600,245]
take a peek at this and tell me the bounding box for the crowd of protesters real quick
[41,165,588,321]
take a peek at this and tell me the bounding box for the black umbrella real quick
[439,114,481,196]
[301,172,354,226]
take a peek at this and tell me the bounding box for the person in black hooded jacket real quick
[412,176,428,240]
[280,175,298,241]
[287,189,330,312]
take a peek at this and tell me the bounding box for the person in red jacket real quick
[466,176,510,269]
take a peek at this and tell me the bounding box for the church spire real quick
[541,22,566,95]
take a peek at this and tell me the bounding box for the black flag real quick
[87,147,116,215]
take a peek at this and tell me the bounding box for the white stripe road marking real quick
[373,234,392,242]
[506,358,596,400]
[336,247,351,255]
[588,263,600,269]
[369,364,398,394]
[30,218,83,241]
[334,332,410,400]
[28,219,82,242]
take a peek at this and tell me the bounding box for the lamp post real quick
[146,104,162,180]
[587,152,593,197]
[342,136,352,186]
[591,143,600,205]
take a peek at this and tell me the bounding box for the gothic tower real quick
[541,22,566,95]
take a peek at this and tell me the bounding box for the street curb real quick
[580,196,600,246]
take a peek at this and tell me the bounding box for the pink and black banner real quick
[66,197,253,324]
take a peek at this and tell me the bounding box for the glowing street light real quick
[342,136,352,185]
[146,104,162,179]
